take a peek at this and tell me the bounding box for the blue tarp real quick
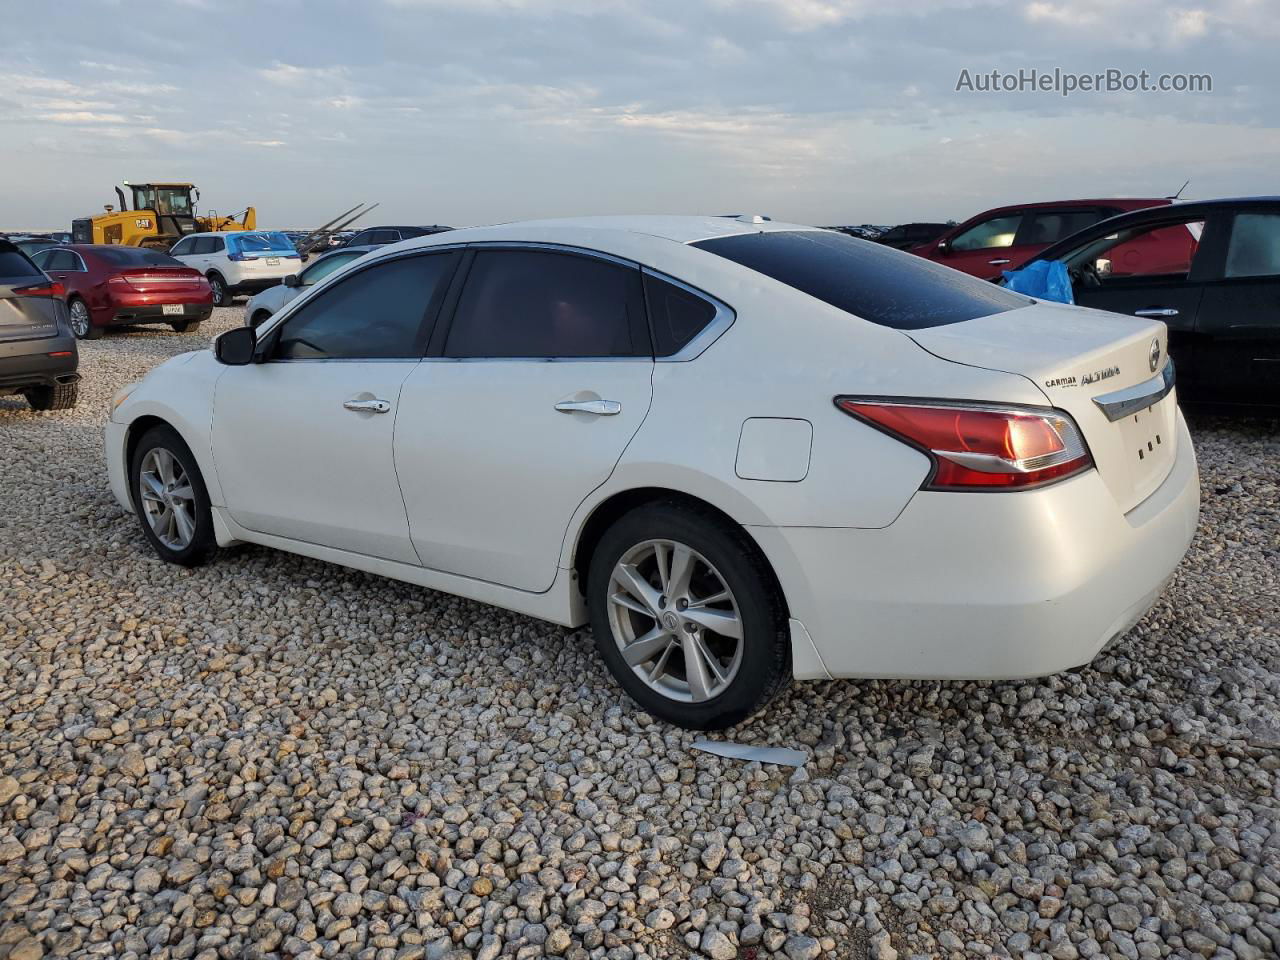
[1002,259,1074,304]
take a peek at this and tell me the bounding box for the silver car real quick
[243,245,376,328]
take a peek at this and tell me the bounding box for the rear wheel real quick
[129,425,217,567]
[169,320,201,333]
[24,382,78,411]
[207,273,230,307]
[68,298,100,340]
[587,502,791,730]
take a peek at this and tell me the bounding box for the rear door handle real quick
[343,398,391,414]
[1134,307,1179,317]
[554,399,621,416]
[988,258,1012,265]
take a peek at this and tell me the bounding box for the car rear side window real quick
[1224,213,1280,279]
[693,231,1030,329]
[643,273,718,356]
[445,250,646,358]
[273,253,458,360]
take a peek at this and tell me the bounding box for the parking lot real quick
[0,307,1277,959]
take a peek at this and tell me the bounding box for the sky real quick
[2,0,1277,230]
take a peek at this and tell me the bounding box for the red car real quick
[30,244,213,340]
[913,198,1173,280]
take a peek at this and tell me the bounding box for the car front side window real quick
[301,253,359,286]
[272,253,458,361]
[951,215,1023,252]
[443,249,647,359]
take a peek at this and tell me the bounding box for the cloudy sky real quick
[4,0,1277,229]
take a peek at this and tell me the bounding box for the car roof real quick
[395,215,819,251]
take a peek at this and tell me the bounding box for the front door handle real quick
[343,398,391,414]
[988,258,1012,265]
[554,399,621,416]
[1134,307,1179,318]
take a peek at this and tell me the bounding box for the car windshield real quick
[93,247,184,267]
[231,232,296,254]
[692,230,1031,329]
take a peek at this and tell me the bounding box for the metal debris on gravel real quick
[0,306,1277,960]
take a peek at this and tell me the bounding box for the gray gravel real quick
[0,306,1277,960]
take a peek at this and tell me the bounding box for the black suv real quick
[0,239,79,410]
[339,225,452,248]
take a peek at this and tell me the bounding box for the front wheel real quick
[207,273,230,307]
[587,503,791,730]
[129,425,217,567]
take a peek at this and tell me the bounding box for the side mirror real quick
[936,238,952,254]
[283,273,301,288]
[214,326,257,365]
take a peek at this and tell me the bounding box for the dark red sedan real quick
[30,244,213,340]
[912,198,1173,280]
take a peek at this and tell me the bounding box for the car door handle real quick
[343,398,391,414]
[554,399,621,416]
[988,258,1012,265]
[1134,307,1179,317]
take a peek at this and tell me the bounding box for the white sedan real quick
[106,216,1200,729]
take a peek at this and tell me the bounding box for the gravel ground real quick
[0,306,1277,960]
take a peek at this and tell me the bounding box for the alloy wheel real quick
[138,448,197,550]
[210,277,227,306]
[69,300,90,338]
[606,539,744,703]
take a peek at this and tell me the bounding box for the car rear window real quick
[93,247,184,267]
[0,247,42,280]
[692,230,1030,329]
[229,232,296,254]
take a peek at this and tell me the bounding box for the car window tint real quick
[693,231,1030,329]
[49,250,80,271]
[170,238,193,256]
[0,249,42,279]
[94,247,182,267]
[209,236,226,253]
[348,231,372,246]
[1022,210,1103,245]
[274,254,455,360]
[370,230,398,245]
[302,252,360,285]
[29,250,53,269]
[951,215,1023,251]
[1224,213,1280,279]
[445,250,643,358]
[643,274,718,356]
[1075,220,1205,279]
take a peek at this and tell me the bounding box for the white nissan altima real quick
[106,216,1200,729]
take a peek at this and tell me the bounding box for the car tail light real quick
[227,252,249,261]
[835,398,1093,490]
[107,275,138,290]
[14,280,64,298]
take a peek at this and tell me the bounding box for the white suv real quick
[170,231,301,306]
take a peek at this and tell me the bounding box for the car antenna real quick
[1167,178,1191,200]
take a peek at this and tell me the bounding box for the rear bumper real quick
[103,302,213,326]
[753,410,1200,681]
[0,337,79,392]
[227,277,285,295]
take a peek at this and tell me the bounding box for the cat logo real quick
[134,218,152,229]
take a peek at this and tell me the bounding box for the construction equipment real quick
[71,182,257,248]
[290,202,379,257]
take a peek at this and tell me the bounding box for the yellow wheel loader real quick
[71,182,256,249]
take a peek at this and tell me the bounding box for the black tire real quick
[169,320,201,333]
[68,298,101,340]
[587,502,791,730]
[207,273,230,307]
[24,381,78,411]
[129,424,217,567]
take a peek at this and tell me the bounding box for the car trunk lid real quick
[117,267,207,294]
[906,302,1179,513]
[0,278,62,343]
